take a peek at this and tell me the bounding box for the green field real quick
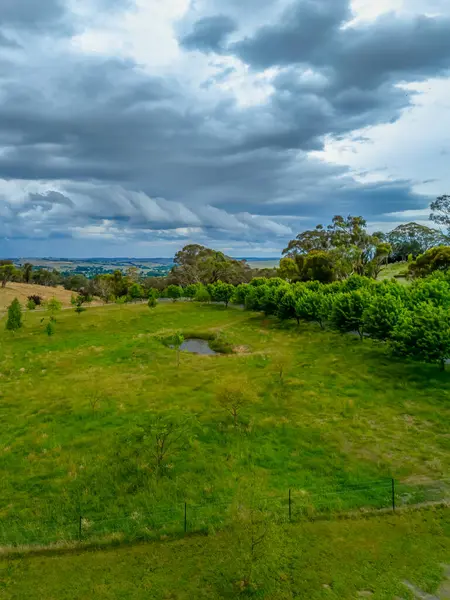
[378,262,409,284]
[1,301,450,595]
[2,508,450,599]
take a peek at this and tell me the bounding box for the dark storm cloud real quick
[180,15,237,52]
[233,0,350,67]
[0,0,445,254]
[232,3,450,90]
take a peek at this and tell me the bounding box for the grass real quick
[1,302,450,540]
[2,301,450,596]
[0,282,74,311]
[2,508,450,598]
[378,262,410,284]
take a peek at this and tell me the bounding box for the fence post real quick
[391,479,395,512]
[79,515,82,540]
[289,489,292,521]
[184,502,187,533]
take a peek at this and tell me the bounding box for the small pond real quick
[180,338,218,356]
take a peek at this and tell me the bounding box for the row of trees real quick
[217,273,450,371]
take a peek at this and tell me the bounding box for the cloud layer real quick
[0,0,449,257]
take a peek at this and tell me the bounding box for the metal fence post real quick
[289,489,292,521]
[391,479,395,512]
[184,502,187,533]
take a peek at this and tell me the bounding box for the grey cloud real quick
[232,4,450,91]
[0,0,445,256]
[233,0,350,67]
[0,30,20,47]
[0,0,67,29]
[180,15,237,52]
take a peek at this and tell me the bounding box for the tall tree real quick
[22,263,33,283]
[430,194,450,232]
[0,262,16,288]
[283,216,385,281]
[171,244,250,285]
[409,246,450,278]
[388,222,445,261]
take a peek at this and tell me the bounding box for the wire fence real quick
[1,477,449,548]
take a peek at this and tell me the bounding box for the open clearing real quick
[1,302,450,596]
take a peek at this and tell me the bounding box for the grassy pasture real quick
[1,509,450,599]
[1,302,450,545]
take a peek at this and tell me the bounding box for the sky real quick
[0,0,449,258]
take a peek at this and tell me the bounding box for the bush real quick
[26,299,36,311]
[209,281,235,307]
[363,294,405,341]
[184,284,199,299]
[194,285,211,303]
[28,295,42,306]
[331,290,370,340]
[231,284,250,305]
[390,302,450,370]
[45,321,55,336]
[167,285,183,302]
[6,298,22,331]
[295,291,332,329]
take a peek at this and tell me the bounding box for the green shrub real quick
[6,298,22,331]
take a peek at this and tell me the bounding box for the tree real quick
[363,294,405,341]
[71,294,87,314]
[171,244,250,285]
[147,289,158,308]
[26,298,36,311]
[367,242,392,279]
[331,290,369,340]
[409,275,450,309]
[125,266,140,282]
[6,298,22,331]
[194,285,211,303]
[171,331,184,367]
[216,379,254,427]
[430,194,450,232]
[276,289,303,324]
[31,268,60,287]
[278,257,299,282]
[128,283,144,301]
[184,283,199,299]
[123,416,193,477]
[22,263,33,283]
[0,263,16,288]
[231,283,250,305]
[388,222,445,261]
[391,302,450,371]
[93,275,115,303]
[210,281,235,307]
[47,297,62,321]
[283,215,382,281]
[295,291,332,329]
[409,246,450,278]
[46,321,55,336]
[167,285,183,302]
[283,224,331,256]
